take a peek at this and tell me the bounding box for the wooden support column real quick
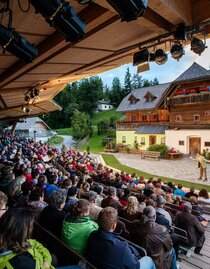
[11,121,17,135]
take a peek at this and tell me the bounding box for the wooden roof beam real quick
[160,0,193,25]
[0,3,110,89]
[192,0,210,25]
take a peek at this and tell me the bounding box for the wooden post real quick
[11,121,17,135]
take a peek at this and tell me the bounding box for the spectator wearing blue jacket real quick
[174,184,186,197]
[86,207,156,269]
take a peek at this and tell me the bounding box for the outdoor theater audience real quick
[0,208,80,269]
[175,202,205,255]
[130,206,177,269]
[0,191,8,218]
[39,190,67,238]
[86,207,156,269]
[0,132,209,268]
[62,199,98,255]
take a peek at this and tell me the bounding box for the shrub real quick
[147,144,169,158]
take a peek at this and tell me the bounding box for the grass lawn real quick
[47,136,64,146]
[79,133,113,153]
[92,109,122,126]
[56,128,72,135]
[101,154,210,192]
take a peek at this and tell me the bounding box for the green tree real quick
[132,73,143,89]
[124,67,133,95]
[103,84,110,100]
[71,110,91,141]
[109,77,123,107]
[77,76,104,117]
[152,77,159,85]
[97,119,109,135]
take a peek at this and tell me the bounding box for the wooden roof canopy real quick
[0,0,210,121]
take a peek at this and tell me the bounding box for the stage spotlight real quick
[170,44,184,61]
[133,48,149,66]
[0,24,38,63]
[191,36,206,55]
[155,49,168,65]
[22,106,31,114]
[106,0,148,22]
[174,23,186,41]
[33,88,40,97]
[24,95,30,102]
[29,0,86,42]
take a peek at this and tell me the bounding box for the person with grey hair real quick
[130,206,178,269]
[156,195,172,227]
[175,202,205,255]
[39,190,67,238]
[89,190,102,221]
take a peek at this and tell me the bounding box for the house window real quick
[204,142,210,147]
[122,136,126,143]
[153,115,158,120]
[176,115,182,121]
[194,114,200,121]
[131,116,136,121]
[141,137,145,145]
[105,105,106,108]
[142,115,147,121]
[161,138,165,144]
[134,136,138,142]
[179,141,184,146]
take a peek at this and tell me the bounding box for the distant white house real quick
[98,100,113,111]
[13,117,51,138]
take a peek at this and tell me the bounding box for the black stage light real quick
[24,95,30,102]
[22,106,31,114]
[29,0,86,42]
[155,49,168,65]
[191,36,206,55]
[106,0,148,22]
[133,48,149,66]
[0,24,38,63]
[174,23,186,41]
[33,88,40,97]
[170,44,184,61]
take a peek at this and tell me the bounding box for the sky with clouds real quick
[98,39,210,88]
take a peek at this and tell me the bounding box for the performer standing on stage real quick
[191,153,210,181]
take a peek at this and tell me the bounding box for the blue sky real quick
[99,39,210,88]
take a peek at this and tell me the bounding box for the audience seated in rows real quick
[86,207,156,269]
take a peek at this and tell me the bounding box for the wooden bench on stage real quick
[168,152,183,160]
[141,150,161,161]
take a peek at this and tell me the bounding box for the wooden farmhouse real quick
[116,62,210,155]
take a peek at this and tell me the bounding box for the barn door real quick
[189,137,201,155]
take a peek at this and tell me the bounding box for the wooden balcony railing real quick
[169,93,210,106]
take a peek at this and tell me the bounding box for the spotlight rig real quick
[0,7,38,62]
[29,0,86,42]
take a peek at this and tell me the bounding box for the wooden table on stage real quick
[168,152,183,160]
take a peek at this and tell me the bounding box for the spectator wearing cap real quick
[62,199,98,255]
[88,191,102,222]
[39,190,67,238]
[101,186,124,211]
[86,207,156,269]
[130,206,177,269]
[156,195,172,227]
[175,202,205,255]
[64,186,79,210]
